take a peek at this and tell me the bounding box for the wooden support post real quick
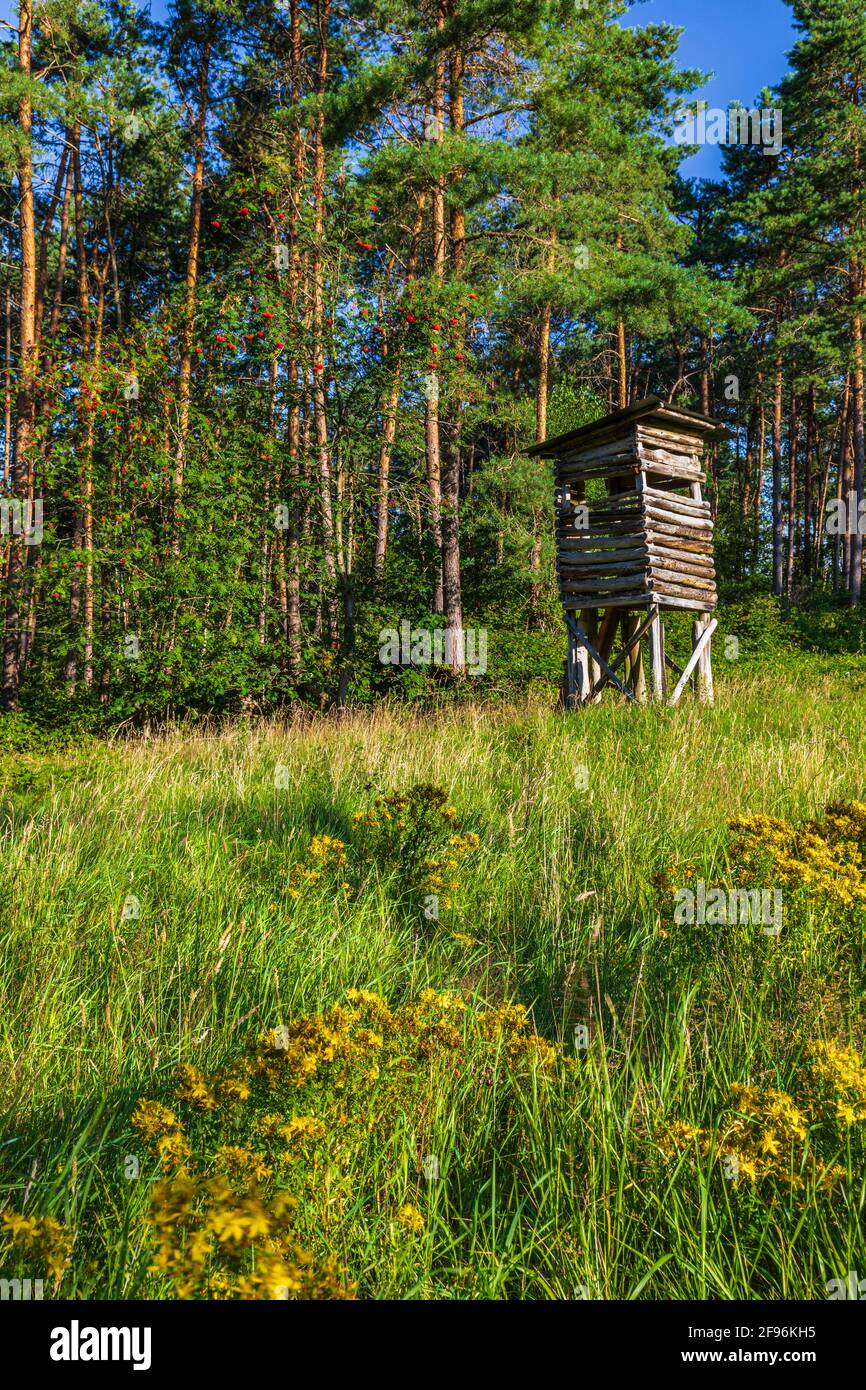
[565,616,578,709]
[647,605,664,702]
[620,612,632,689]
[693,611,714,703]
[576,634,592,704]
[691,616,703,700]
[669,617,718,707]
[584,608,602,703]
[625,611,647,703]
[597,608,620,664]
[565,613,591,706]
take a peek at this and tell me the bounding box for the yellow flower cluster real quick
[352,785,477,912]
[308,834,348,866]
[727,802,866,910]
[285,834,351,900]
[352,786,458,831]
[130,988,563,1297]
[283,786,480,924]
[257,1113,327,1151]
[0,1211,72,1284]
[131,1098,191,1169]
[423,832,481,909]
[147,1173,351,1300]
[174,1063,218,1112]
[451,931,479,948]
[808,1039,866,1126]
[397,1203,425,1235]
[214,1145,273,1182]
[476,1002,560,1067]
[659,1038,866,1191]
[818,801,866,842]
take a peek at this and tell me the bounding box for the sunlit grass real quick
[1,668,865,1298]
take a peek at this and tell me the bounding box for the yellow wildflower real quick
[397,1204,425,1235]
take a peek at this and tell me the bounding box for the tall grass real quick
[1,669,865,1298]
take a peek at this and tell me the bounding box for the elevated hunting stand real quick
[527,395,723,707]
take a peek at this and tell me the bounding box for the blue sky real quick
[624,0,797,175]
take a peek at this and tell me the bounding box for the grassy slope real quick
[1,668,865,1298]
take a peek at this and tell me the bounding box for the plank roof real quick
[526,394,724,459]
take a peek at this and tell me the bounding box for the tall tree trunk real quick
[282,0,305,679]
[771,340,785,596]
[616,319,627,408]
[828,386,850,592]
[259,359,278,647]
[29,140,73,677]
[72,122,91,356]
[673,340,685,402]
[372,374,400,587]
[529,224,557,628]
[815,398,840,586]
[425,14,447,613]
[3,0,38,710]
[82,263,108,689]
[65,122,90,692]
[373,197,426,583]
[754,386,765,562]
[173,33,212,555]
[528,296,550,625]
[786,385,798,596]
[311,0,339,645]
[615,230,627,408]
[850,122,865,603]
[742,402,758,522]
[699,333,710,416]
[850,293,865,605]
[34,145,70,343]
[442,11,465,673]
[803,381,815,582]
[841,385,855,591]
[3,226,12,486]
[46,153,73,344]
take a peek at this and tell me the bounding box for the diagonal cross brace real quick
[668,617,717,707]
[591,608,659,699]
[565,613,635,702]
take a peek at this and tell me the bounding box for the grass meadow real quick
[2,668,866,1300]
